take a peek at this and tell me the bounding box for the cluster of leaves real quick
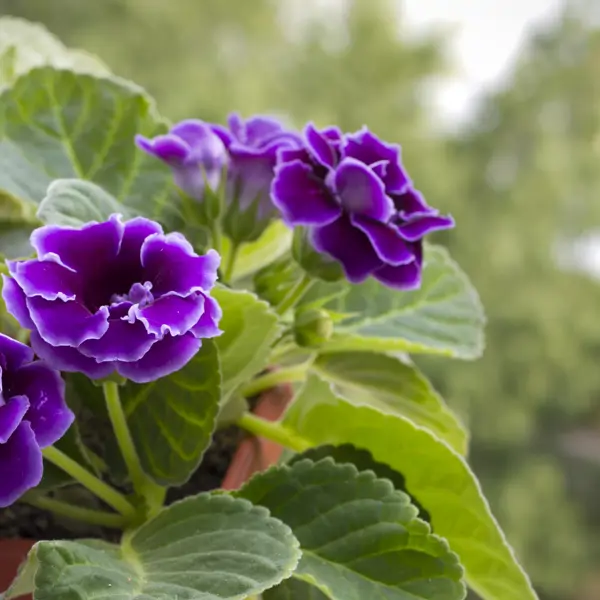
[0,18,537,600]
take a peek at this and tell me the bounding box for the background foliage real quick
[1,0,600,598]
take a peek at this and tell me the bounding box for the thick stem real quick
[236,412,312,453]
[23,495,127,529]
[42,446,136,518]
[241,364,309,398]
[275,274,314,316]
[103,382,163,508]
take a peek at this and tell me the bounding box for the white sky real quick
[402,0,565,125]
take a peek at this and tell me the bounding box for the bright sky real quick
[402,0,565,125]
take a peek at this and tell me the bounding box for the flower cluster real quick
[0,334,72,506]
[272,124,454,289]
[3,215,222,384]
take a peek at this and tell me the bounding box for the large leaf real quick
[283,376,538,600]
[213,287,282,397]
[121,340,221,486]
[37,178,130,227]
[16,494,300,600]
[0,17,109,88]
[313,351,468,454]
[0,67,181,228]
[322,245,485,359]
[235,457,465,600]
[265,578,330,600]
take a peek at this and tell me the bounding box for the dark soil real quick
[0,427,243,542]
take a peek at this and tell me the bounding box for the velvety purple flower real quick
[135,120,228,200]
[0,334,72,507]
[210,113,303,223]
[3,215,222,384]
[272,124,455,289]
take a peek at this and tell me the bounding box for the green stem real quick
[23,494,126,529]
[236,412,312,453]
[241,364,309,398]
[223,242,239,283]
[103,382,163,507]
[210,220,223,256]
[275,273,314,316]
[42,446,136,518]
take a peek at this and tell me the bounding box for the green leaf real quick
[312,351,468,454]
[0,17,109,87]
[284,376,538,600]
[235,457,465,600]
[0,67,182,228]
[322,245,485,360]
[37,179,130,227]
[121,340,221,486]
[1,543,37,600]
[265,578,330,600]
[24,494,300,600]
[0,190,38,259]
[213,287,282,397]
[229,220,292,280]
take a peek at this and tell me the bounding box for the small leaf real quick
[213,287,282,397]
[121,340,221,486]
[0,17,109,87]
[37,179,130,227]
[0,67,182,229]
[322,245,485,360]
[229,220,292,280]
[284,376,538,600]
[313,351,468,454]
[235,457,465,600]
[27,494,300,600]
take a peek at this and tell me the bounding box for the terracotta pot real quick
[0,384,293,596]
[221,383,293,490]
[0,538,34,599]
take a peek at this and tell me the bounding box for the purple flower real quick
[0,334,72,507]
[3,215,222,384]
[135,120,228,200]
[210,113,303,222]
[272,125,455,289]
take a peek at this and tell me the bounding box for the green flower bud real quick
[294,308,334,348]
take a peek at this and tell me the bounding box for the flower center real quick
[110,281,154,307]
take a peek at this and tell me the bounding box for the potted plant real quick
[0,18,538,600]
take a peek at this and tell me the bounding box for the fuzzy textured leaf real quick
[283,376,538,600]
[235,457,465,600]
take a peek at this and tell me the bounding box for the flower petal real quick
[344,128,409,193]
[135,134,190,166]
[30,332,115,380]
[397,214,455,241]
[305,123,338,169]
[0,396,29,444]
[393,188,436,218]
[133,293,206,337]
[272,159,341,226]
[0,333,34,370]
[117,217,163,278]
[2,275,34,329]
[351,215,415,265]
[311,216,382,283]
[373,260,422,290]
[78,318,156,363]
[27,297,109,347]
[334,157,394,220]
[141,235,220,296]
[190,294,223,338]
[7,257,79,301]
[10,363,72,448]
[116,333,202,384]
[0,421,42,507]
[30,215,124,274]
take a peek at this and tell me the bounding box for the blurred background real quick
[1,0,599,598]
